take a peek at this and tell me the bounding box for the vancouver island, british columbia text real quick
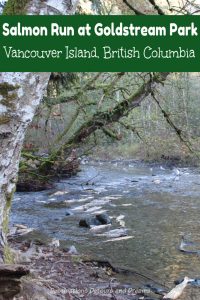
[2,45,196,60]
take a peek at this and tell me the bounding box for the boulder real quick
[96,213,111,225]
[79,213,111,228]
[79,217,101,228]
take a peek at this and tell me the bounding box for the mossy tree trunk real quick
[0,0,78,264]
[0,72,50,262]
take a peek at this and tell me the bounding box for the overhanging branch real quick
[51,72,170,157]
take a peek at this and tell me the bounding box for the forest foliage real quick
[24,72,200,165]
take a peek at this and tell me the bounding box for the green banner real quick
[0,15,200,71]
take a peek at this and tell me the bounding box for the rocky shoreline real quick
[3,229,199,300]
[10,160,200,300]
[5,224,152,299]
[5,236,156,300]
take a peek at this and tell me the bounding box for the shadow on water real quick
[11,160,200,299]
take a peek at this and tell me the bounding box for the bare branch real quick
[122,0,145,15]
[147,0,165,14]
[151,90,195,154]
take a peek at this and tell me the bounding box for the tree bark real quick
[0,0,78,262]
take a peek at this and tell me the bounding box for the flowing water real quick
[11,160,200,298]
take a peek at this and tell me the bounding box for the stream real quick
[11,160,200,298]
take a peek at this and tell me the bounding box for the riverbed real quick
[11,160,200,298]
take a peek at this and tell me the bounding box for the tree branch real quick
[147,0,165,15]
[102,127,122,140]
[51,72,170,158]
[151,90,195,154]
[122,0,145,15]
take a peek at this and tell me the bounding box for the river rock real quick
[79,217,101,228]
[65,210,73,216]
[96,213,111,225]
[79,213,111,228]
[49,238,60,248]
[190,278,200,287]
[67,245,78,255]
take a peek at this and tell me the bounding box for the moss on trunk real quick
[2,188,15,263]
[3,0,30,15]
[0,115,11,125]
[0,82,20,111]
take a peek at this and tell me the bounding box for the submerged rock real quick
[51,190,69,196]
[104,236,134,243]
[179,236,200,255]
[97,228,128,238]
[44,201,70,209]
[90,224,112,233]
[65,210,73,216]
